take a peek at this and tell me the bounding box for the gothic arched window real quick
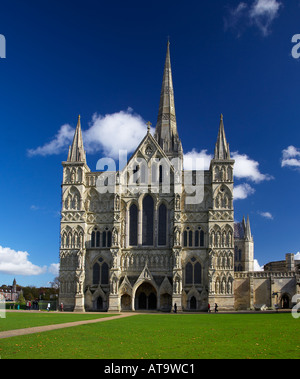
[93,262,100,284]
[185,262,193,284]
[93,258,109,285]
[183,227,193,247]
[158,203,167,246]
[185,258,202,285]
[129,204,138,246]
[195,227,205,247]
[101,262,109,284]
[194,262,201,284]
[102,229,112,248]
[91,229,101,248]
[142,195,154,246]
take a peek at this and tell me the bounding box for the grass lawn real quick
[0,312,115,332]
[0,313,299,359]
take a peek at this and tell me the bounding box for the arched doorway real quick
[281,294,290,309]
[136,282,157,310]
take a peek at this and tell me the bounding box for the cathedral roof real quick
[234,222,245,239]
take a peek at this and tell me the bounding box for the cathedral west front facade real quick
[59,43,298,312]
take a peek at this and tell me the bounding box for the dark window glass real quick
[200,230,204,247]
[93,263,100,284]
[142,195,154,246]
[185,262,193,284]
[129,204,138,246]
[91,231,96,247]
[195,230,199,247]
[102,231,107,247]
[183,231,188,247]
[188,231,193,247]
[96,231,100,247]
[158,204,167,246]
[101,262,109,284]
[194,262,201,284]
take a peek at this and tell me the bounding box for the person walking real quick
[208,303,211,313]
[173,303,177,313]
[47,302,51,312]
[214,303,218,313]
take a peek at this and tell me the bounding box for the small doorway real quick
[190,296,197,310]
[97,296,103,310]
[121,294,131,311]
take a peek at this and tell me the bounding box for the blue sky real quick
[0,0,300,287]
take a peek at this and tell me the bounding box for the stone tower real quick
[208,115,235,310]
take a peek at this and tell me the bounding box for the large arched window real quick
[93,258,109,285]
[185,258,202,285]
[158,203,167,246]
[142,195,154,246]
[129,204,138,246]
[185,262,193,284]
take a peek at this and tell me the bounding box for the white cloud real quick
[232,152,273,183]
[249,0,282,36]
[254,259,264,271]
[281,145,300,169]
[48,263,59,276]
[233,183,256,200]
[0,246,47,276]
[225,0,282,36]
[28,109,151,160]
[183,149,212,170]
[27,124,75,157]
[258,211,274,219]
[294,252,300,260]
[84,110,151,159]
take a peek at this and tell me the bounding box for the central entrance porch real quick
[135,282,157,310]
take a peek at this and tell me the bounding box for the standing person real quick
[208,303,211,313]
[174,303,177,313]
[214,303,218,313]
[60,302,64,312]
[47,302,51,312]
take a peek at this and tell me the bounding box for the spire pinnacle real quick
[214,114,230,160]
[67,115,86,162]
[245,215,252,241]
[154,41,182,159]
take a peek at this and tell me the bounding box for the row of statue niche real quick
[64,194,82,211]
[214,165,233,182]
[210,230,233,248]
[65,167,83,183]
[214,192,232,209]
[121,253,172,270]
[61,231,84,248]
[214,277,233,295]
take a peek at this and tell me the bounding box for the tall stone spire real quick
[214,114,230,160]
[154,41,182,159]
[245,215,252,241]
[67,115,86,163]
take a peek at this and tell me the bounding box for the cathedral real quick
[59,43,298,312]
